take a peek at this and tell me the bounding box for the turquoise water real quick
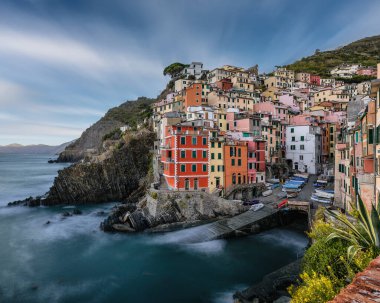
[0,154,307,303]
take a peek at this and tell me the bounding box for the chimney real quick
[378,63,380,79]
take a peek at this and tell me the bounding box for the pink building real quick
[279,94,300,112]
[357,67,377,76]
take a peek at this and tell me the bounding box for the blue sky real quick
[1,0,380,145]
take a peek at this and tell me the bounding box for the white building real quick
[186,106,216,128]
[286,125,322,174]
[330,64,360,78]
[181,62,207,79]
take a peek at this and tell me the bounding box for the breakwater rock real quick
[100,189,249,232]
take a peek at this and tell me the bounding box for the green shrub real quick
[150,192,158,199]
[288,271,337,303]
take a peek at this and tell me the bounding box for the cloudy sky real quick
[1,0,380,145]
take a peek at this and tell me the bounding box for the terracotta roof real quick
[329,256,380,303]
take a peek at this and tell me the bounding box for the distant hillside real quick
[286,35,380,77]
[0,141,72,154]
[57,96,156,162]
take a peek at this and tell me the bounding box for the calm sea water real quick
[0,153,307,303]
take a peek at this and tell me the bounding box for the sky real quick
[0,0,380,146]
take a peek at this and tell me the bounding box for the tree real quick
[327,195,380,261]
[163,62,188,78]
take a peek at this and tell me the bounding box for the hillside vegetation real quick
[57,97,156,162]
[286,35,380,76]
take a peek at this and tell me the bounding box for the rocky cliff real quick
[57,97,156,162]
[16,130,155,206]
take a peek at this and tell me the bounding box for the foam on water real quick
[256,228,308,252]
[212,284,248,303]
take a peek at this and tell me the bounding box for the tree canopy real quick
[163,62,189,78]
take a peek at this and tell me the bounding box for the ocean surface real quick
[0,153,308,303]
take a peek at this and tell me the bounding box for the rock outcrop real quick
[13,130,155,206]
[101,189,252,232]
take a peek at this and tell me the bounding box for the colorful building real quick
[162,124,209,190]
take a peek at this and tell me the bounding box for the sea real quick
[0,153,308,303]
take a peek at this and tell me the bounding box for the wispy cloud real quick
[0,0,379,145]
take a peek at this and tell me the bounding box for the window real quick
[369,128,374,144]
[211,153,215,160]
[211,142,215,148]
[238,148,241,157]
[231,159,235,166]
[300,136,304,141]
[192,137,197,145]
[218,142,222,148]
[181,150,186,158]
[291,128,294,133]
[192,150,197,158]
[300,155,303,160]
[181,165,186,172]
[181,137,186,145]
[238,159,242,166]
[292,137,295,141]
[202,151,207,158]
[202,164,207,172]
[230,147,234,156]
[202,137,207,145]
[218,165,224,172]
[192,164,197,172]
[217,153,222,159]
[300,145,305,150]
[211,165,215,172]
[291,145,296,150]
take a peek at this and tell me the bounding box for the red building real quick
[215,78,233,91]
[162,124,209,190]
[310,75,321,86]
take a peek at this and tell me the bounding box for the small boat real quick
[262,189,273,197]
[276,199,288,208]
[282,187,301,193]
[288,180,305,187]
[243,199,260,206]
[283,183,302,189]
[250,203,264,212]
[287,192,298,198]
[294,173,309,180]
[267,178,280,184]
[315,189,334,199]
[311,194,332,204]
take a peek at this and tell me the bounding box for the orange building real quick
[223,142,248,190]
[161,124,209,190]
[183,82,207,108]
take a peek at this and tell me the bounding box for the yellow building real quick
[209,131,225,193]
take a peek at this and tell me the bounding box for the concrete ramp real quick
[183,206,277,243]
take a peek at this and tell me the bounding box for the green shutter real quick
[369,128,374,144]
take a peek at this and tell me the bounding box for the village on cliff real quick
[140,61,380,212]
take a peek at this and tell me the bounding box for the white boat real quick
[282,187,301,193]
[250,203,264,212]
[262,189,273,197]
[311,194,332,204]
[294,173,309,180]
[315,189,334,199]
[287,192,298,198]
